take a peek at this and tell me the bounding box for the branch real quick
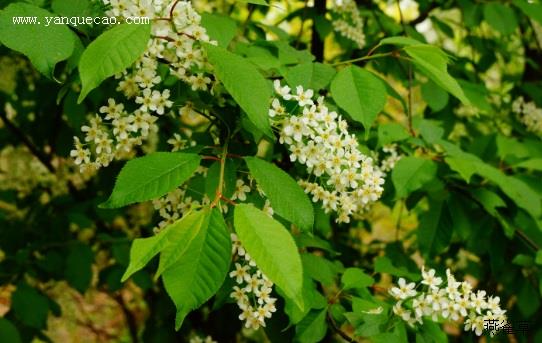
[311,0,326,61]
[113,293,139,343]
[326,310,356,343]
[0,110,56,174]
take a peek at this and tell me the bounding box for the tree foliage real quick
[0,0,542,342]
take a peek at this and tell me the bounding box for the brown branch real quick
[0,110,56,173]
[326,310,356,343]
[311,0,326,61]
[113,293,139,343]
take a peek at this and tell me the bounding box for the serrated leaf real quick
[295,308,328,343]
[200,13,237,48]
[380,36,423,46]
[161,207,231,329]
[377,122,410,147]
[155,210,207,278]
[101,152,201,208]
[12,284,49,329]
[374,257,420,281]
[483,3,518,35]
[513,158,542,171]
[205,159,237,199]
[0,319,22,343]
[513,0,542,26]
[0,3,76,77]
[205,44,273,138]
[245,156,313,230]
[403,45,469,105]
[65,244,93,293]
[421,80,449,112]
[234,204,304,309]
[331,65,387,132]
[391,157,437,198]
[237,0,269,5]
[418,198,453,256]
[284,62,336,91]
[78,22,151,102]
[341,268,374,290]
[444,156,480,183]
[121,218,188,282]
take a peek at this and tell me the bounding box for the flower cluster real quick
[229,234,277,330]
[331,0,366,49]
[189,335,216,343]
[151,166,208,233]
[270,80,386,223]
[512,96,542,136]
[390,267,507,337]
[71,1,216,171]
[379,144,402,173]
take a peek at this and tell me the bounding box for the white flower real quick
[268,98,285,117]
[294,86,314,106]
[229,263,250,284]
[421,266,442,290]
[273,79,292,100]
[389,278,417,300]
[232,179,250,201]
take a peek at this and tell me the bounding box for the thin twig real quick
[0,111,56,173]
[326,310,356,342]
[407,63,415,136]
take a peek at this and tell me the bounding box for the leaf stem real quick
[211,140,229,210]
[331,52,393,66]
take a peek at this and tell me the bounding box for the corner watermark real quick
[12,16,150,27]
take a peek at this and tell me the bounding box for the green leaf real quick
[237,0,269,5]
[245,157,313,230]
[121,221,180,282]
[377,123,410,147]
[374,256,420,281]
[12,284,49,329]
[284,62,336,91]
[205,159,237,199]
[483,3,518,35]
[513,0,542,26]
[78,22,151,103]
[302,253,338,286]
[444,156,480,183]
[331,65,388,132]
[295,308,328,343]
[535,250,542,265]
[282,276,326,325]
[52,0,92,17]
[155,210,207,278]
[200,13,237,48]
[421,80,449,112]
[392,157,437,198]
[65,244,94,293]
[234,204,304,309]
[161,208,231,329]
[101,152,201,208]
[341,268,374,290]
[513,158,542,172]
[457,80,491,112]
[0,3,76,77]
[380,36,423,46]
[0,319,21,343]
[440,141,541,218]
[403,45,469,105]
[418,198,453,256]
[205,44,273,138]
